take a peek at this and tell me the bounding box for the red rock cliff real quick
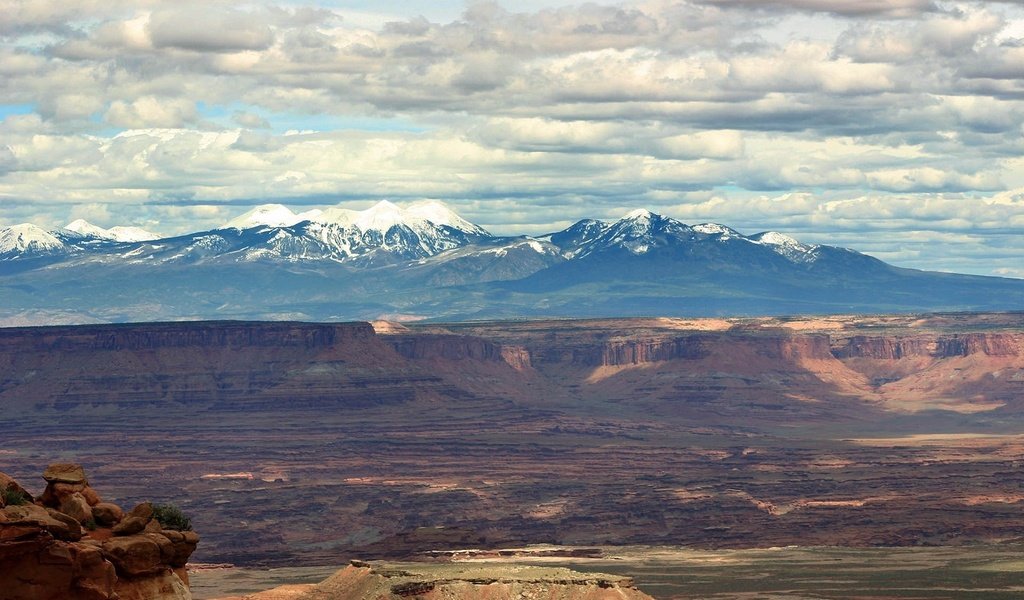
[833,333,1024,359]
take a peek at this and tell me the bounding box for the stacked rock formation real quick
[0,463,199,600]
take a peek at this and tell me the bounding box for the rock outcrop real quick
[0,464,199,600]
[213,561,656,600]
[832,333,1024,359]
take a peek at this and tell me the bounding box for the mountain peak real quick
[225,204,300,229]
[0,223,65,255]
[105,226,161,243]
[355,200,407,231]
[65,219,108,237]
[752,231,803,248]
[405,201,488,235]
[314,200,487,236]
[621,208,655,221]
[693,223,740,237]
[65,219,159,242]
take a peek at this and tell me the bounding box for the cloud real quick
[147,7,275,52]
[692,0,936,18]
[104,97,198,128]
[232,111,270,129]
[2,0,1024,276]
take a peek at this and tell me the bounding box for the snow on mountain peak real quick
[66,219,109,237]
[352,200,407,231]
[405,201,487,235]
[313,200,486,236]
[105,226,160,242]
[226,204,301,229]
[750,231,819,262]
[0,223,65,254]
[693,223,740,237]
[622,208,654,221]
[65,219,159,242]
[753,231,802,248]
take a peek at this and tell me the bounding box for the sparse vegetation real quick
[153,503,192,531]
[84,518,97,531]
[2,488,30,506]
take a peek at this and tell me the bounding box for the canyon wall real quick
[4,315,1024,567]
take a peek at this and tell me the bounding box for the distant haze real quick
[2,1,1024,276]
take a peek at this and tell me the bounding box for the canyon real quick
[2,313,1024,567]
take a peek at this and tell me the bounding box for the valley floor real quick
[189,545,1024,600]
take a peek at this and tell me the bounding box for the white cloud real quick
[148,7,275,52]
[104,97,198,129]
[1,0,1024,275]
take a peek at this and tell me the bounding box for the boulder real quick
[43,463,87,484]
[145,532,176,564]
[0,472,32,506]
[158,529,199,568]
[101,535,166,578]
[41,481,86,508]
[3,504,82,541]
[127,502,154,522]
[92,503,124,527]
[60,492,94,524]
[112,516,148,536]
[81,485,102,506]
[0,464,199,600]
[45,508,85,541]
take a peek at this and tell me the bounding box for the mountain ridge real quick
[1,201,1023,324]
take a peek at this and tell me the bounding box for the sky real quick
[2,1,1024,276]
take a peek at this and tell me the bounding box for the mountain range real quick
[2,200,1023,324]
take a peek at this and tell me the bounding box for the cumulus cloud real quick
[693,0,936,18]
[104,97,198,129]
[2,0,1024,275]
[148,7,276,52]
[232,111,270,129]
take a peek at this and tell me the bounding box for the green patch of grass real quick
[153,503,193,531]
[2,488,30,506]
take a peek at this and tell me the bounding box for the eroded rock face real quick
[0,466,199,600]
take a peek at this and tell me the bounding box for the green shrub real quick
[84,518,97,531]
[152,503,192,531]
[2,488,30,506]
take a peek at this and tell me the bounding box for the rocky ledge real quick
[213,560,654,600]
[0,463,199,600]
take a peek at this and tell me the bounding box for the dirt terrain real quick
[3,313,1024,566]
[204,560,652,600]
[190,545,1024,600]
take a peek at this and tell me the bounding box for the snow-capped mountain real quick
[559,209,697,258]
[749,231,818,262]
[0,224,66,258]
[223,205,323,229]
[197,200,492,265]
[548,210,820,266]
[65,219,159,242]
[4,202,1024,324]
